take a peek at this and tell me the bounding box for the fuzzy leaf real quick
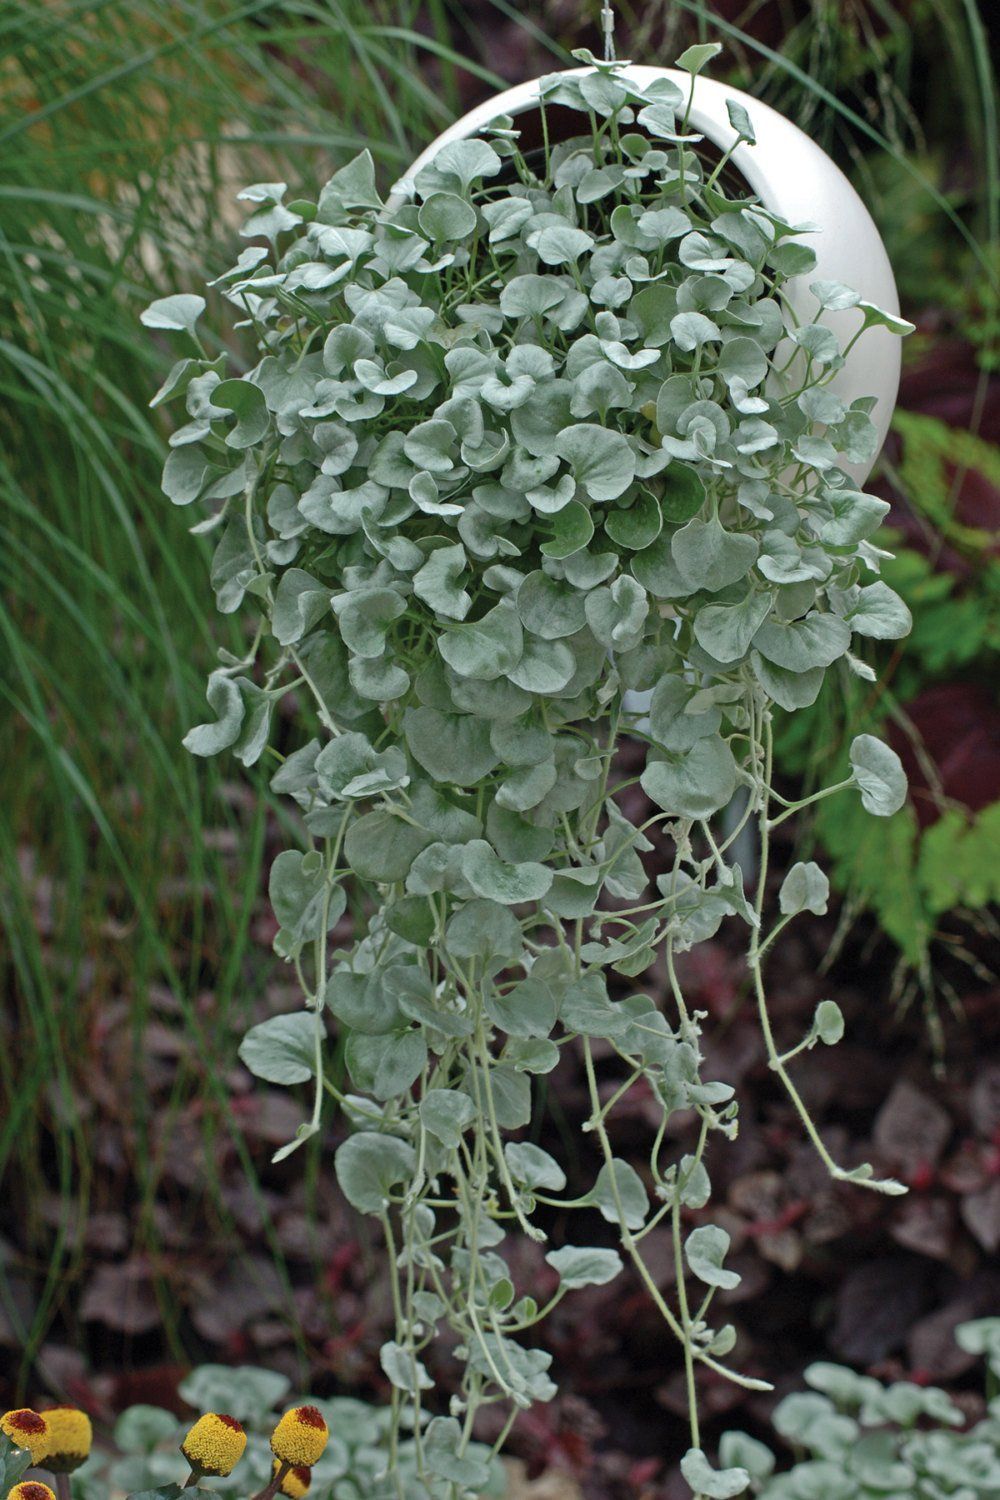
[680,1449,750,1499]
[545,1245,624,1288]
[726,98,756,144]
[269,848,343,956]
[404,706,499,785]
[343,810,432,882]
[315,732,408,799]
[753,611,850,672]
[516,571,587,639]
[814,999,845,1045]
[238,1011,316,1085]
[751,652,825,711]
[540,500,595,559]
[641,737,738,819]
[485,976,559,1038]
[554,423,636,501]
[534,224,595,266]
[446,898,523,961]
[420,1089,477,1148]
[346,1028,427,1099]
[418,191,478,242]
[507,634,576,694]
[141,293,206,335]
[505,1140,566,1191]
[685,1224,741,1289]
[694,591,772,663]
[842,581,912,640]
[462,840,553,904]
[380,1340,433,1396]
[335,1133,417,1214]
[423,137,501,191]
[423,1418,491,1487]
[182,670,244,756]
[779,861,830,917]
[673,515,758,592]
[676,40,723,74]
[585,575,649,649]
[590,1159,649,1230]
[438,604,524,679]
[274,569,332,645]
[413,543,472,621]
[849,734,907,816]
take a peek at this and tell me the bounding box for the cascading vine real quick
[145,44,915,1500]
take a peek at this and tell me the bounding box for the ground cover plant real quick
[143,38,919,1494]
[7,1320,1000,1500]
[747,1318,1000,1498]
[0,1374,501,1500]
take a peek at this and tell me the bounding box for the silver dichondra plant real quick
[67,1323,1000,1500]
[145,44,915,1500]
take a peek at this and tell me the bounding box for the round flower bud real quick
[273,1461,311,1499]
[8,1484,57,1500]
[269,1407,328,1469]
[38,1409,92,1474]
[0,1412,49,1465]
[180,1413,247,1477]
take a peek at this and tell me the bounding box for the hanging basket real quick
[395,65,902,486]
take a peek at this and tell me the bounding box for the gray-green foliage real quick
[86,1328,1000,1500]
[729,1320,1000,1499]
[149,48,912,1498]
[71,1365,503,1500]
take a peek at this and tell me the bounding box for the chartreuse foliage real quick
[148,48,912,1498]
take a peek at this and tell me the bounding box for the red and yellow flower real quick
[269,1407,328,1469]
[0,1412,49,1466]
[38,1409,92,1473]
[7,1483,57,1500]
[180,1413,247,1477]
[273,1461,311,1498]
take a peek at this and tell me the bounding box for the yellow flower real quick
[38,1409,92,1474]
[273,1461,311,1498]
[180,1413,247,1477]
[0,1411,49,1465]
[269,1407,329,1468]
[7,1484,57,1500]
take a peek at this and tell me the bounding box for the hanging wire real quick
[601,0,616,62]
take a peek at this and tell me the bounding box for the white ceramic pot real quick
[395,65,902,486]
